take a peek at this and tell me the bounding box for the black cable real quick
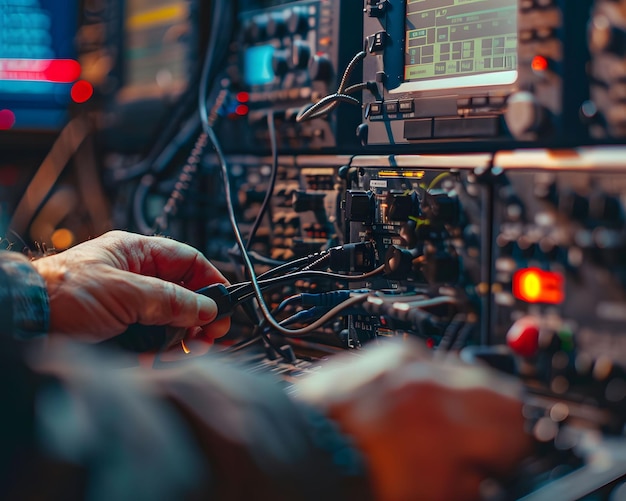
[108,70,204,183]
[246,112,278,250]
[296,51,367,123]
[198,0,233,135]
[111,0,234,184]
[153,131,209,234]
[132,174,155,235]
[197,5,379,337]
[436,313,466,354]
[132,0,234,236]
[257,255,323,280]
[203,122,380,337]
[246,250,287,267]
[296,93,360,122]
[227,265,385,308]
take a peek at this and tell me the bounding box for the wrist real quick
[0,252,50,339]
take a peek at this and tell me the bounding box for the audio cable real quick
[296,50,369,123]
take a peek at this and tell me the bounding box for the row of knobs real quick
[271,42,333,81]
[244,7,310,42]
[588,0,626,138]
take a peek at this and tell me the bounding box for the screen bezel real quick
[389,0,519,95]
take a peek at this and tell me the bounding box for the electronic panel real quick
[491,147,626,383]
[343,154,492,346]
[486,148,626,498]
[0,0,79,130]
[588,0,626,140]
[216,0,362,152]
[360,0,596,148]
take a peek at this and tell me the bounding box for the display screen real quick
[0,0,78,130]
[404,0,517,91]
[119,0,193,103]
[243,45,275,86]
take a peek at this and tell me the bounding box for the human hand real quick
[296,339,532,501]
[32,230,231,347]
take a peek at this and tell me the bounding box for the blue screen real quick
[243,45,275,87]
[0,0,78,130]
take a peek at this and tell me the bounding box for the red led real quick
[531,55,549,72]
[512,267,564,304]
[0,109,15,130]
[43,59,82,83]
[426,337,435,349]
[235,104,249,116]
[236,92,250,103]
[71,80,94,103]
[0,58,81,83]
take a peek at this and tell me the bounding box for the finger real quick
[113,272,218,327]
[141,235,229,290]
[197,317,231,341]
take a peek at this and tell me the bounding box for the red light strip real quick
[0,59,81,83]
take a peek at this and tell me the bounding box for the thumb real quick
[126,273,218,327]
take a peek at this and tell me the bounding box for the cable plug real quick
[328,241,377,272]
[195,283,235,320]
[101,283,235,354]
[300,289,370,307]
[383,245,419,280]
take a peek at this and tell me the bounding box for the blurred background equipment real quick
[2,0,626,499]
[0,0,82,130]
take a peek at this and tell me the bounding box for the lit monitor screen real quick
[243,45,275,87]
[403,0,517,92]
[0,0,79,130]
[118,0,194,103]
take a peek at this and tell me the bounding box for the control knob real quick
[249,15,269,41]
[272,51,289,77]
[504,91,547,139]
[589,12,626,57]
[309,53,333,82]
[290,40,311,70]
[267,12,288,38]
[286,7,310,34]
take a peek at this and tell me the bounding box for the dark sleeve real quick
[0,250,49,339]
[151,358,374,501]
[3,343,373,501]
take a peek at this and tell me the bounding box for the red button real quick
[506,317,540,357]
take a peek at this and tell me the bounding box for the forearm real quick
[151,358,374,501]
[13,342,372,500]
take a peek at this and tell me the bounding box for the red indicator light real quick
[531,55,549,72]
[426,337,436,349]
[71,80,94,103]
[0,59,81,83]
[235,104,249,116]
[236,92,250,103]
[506,317,540,358]
[0,109,16,130]
[43,59,81,83]
[512,267,564,304]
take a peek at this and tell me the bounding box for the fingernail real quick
[198,296,217,322]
